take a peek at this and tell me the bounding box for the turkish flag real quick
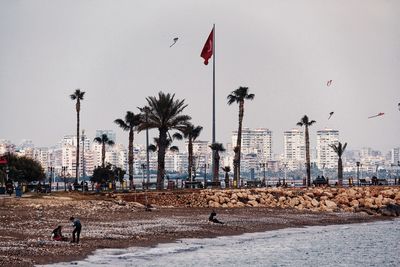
[200,28,214,65]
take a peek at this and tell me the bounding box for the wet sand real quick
[0,192,391,266]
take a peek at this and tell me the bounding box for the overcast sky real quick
[0,0,399,154]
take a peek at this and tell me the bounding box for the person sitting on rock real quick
[208,210,224,224]
[51,225,67,241]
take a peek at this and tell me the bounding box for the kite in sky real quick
[170,37,179,47]
[368,112,385,119]
[327,80,332,87]
[328,112,334,120]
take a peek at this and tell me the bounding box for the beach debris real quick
[328,111,334,120]
[170,37,179,47]
[327,80,332,87]
[368,112,385,119]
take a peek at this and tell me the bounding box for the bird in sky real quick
[328,112,334,120]
[170,37,179,47]
[368,112,385,119]
[327,80,332,87]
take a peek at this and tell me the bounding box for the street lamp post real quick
[81,130,85,193]
[48,167,54,192]
[283,163,287,185]
[356,162,360,187]
[204,163,209,188]
[62,166,67,191]
[141,164,146,189]
[259,163,266,186]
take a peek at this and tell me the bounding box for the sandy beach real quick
[0,190,393,267]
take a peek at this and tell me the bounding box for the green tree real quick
[139,92,191,189]
[93,134,115,167]
[227,86,255,188]
[91,164,113,184]
[330,142,347,186]
[296,115,316,187]
[70,89,85,181]
[2,153,45,183]
[177,123,203,182]
[113,166,126,183]
[221,166,231,188]
[209,143,225,184]
[114,111,142,189]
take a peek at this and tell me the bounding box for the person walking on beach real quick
[70,217,82,243]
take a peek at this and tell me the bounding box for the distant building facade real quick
[283,128,305,170]
[316,129,339,169]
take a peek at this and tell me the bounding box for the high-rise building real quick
[231,128,272,161]
[316,129,339,169]
[0,139,15,155]
[391,147,400,164]
[283,129,305,170]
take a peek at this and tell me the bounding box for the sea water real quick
[41,219,399,267]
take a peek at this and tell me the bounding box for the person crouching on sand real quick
[70,217,82,243]
[51,225,67,241]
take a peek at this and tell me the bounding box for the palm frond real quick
[170,146,179,152]
[114,119,129,131]
[172,132,183,140]
[148,144,157,152]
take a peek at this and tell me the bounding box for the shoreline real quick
[43,215,392,267]
[0,193,394,267]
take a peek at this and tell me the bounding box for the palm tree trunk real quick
[128,129,134,189]
[233,154,238,188]
[214,152,220,183]
[235,101,244,188]
[188,138,193,182]
[225,172,229,188]
[338,157,343,186]
[305,125,311,187]
[76,107,80,182]
[102,142,106,167]
[157,129,168,190]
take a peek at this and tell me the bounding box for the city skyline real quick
[1,1,399,153]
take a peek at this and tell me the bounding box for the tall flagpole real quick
[212,24,215,145]
[212,24,216,184]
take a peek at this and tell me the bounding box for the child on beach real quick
[70,217,82,243]
[51,225,67,241]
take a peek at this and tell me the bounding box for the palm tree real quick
[227,86,255,188]
[177,123,203,182]
[209,143,225,184]
[114,111,142,189]
[139,92,191,189]
[330,142,347,186]
[93,134,115,167]
[296,115,316,187]
[70,89,85,182]
[221,166,231,188]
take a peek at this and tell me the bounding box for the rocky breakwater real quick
[134,187,400,216]
[184,187,400,215]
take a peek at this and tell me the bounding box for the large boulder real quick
[311,199,319,207]
[324,200,337,210]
